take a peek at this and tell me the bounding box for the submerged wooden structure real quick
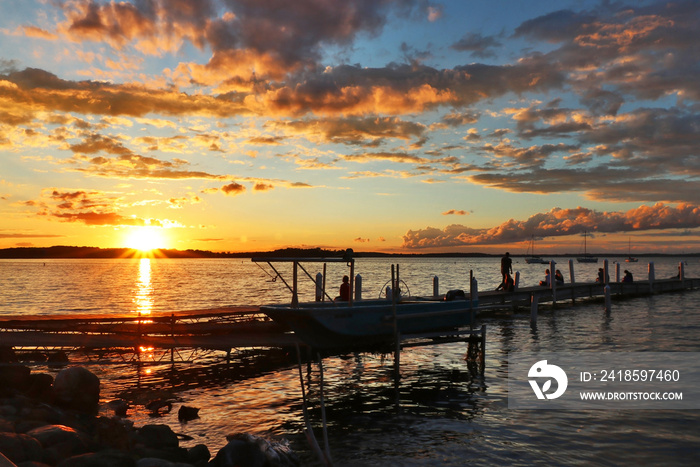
[0,306,300,364]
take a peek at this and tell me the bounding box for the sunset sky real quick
[1,0,699,254]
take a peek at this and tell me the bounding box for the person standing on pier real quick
[501,252,513,285]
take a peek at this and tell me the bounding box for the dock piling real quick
[433,275,439,298]
[679,262,685,287]
[355,274,362,301]
[649,262,655,294]
[315,273,323,302]
[549,260,557,306]
[568,260,576,304]
[604,259,610,285]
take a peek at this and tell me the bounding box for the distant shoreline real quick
[0,245,698,259]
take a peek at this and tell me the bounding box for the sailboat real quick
[625,237,638,262]
[525,235,549,264]
[577,231,598,263]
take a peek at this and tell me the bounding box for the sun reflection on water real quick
[134,257,153,315]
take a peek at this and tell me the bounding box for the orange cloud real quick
[24,188,165,227]
[221,182,246,195]
[403,203,700,248]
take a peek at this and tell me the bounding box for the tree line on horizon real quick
[0,245,696,259]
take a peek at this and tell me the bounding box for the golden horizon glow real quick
[124,226,168,252]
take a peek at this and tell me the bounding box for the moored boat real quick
[525,235,549,264]
[261,298,474,350]
[625,237,638,262]
[577,231,598,263]
[254,252,474,350]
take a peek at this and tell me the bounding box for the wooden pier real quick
[0,306,302,364]
[475,277,700,312]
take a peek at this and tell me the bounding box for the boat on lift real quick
[254,253,475,350]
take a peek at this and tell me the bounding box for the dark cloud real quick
[451,32,502,58]
[442,210,468,216]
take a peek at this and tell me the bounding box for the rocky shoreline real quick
[0,361,300,467]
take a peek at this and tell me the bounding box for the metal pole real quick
[292,261,299,307]
[322,263,327,302]
[349,260,355,307]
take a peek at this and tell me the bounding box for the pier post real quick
[604,285,612,312]
[568,260,576,305]
[648,262,655,294]
[615,263,620,283]
[514,271,520,290]
[355,274,362,301]
[569,260,576,285]
[470,275,478,330]
[315,273,323,302]
[549,260,557,306]
[530,293,538,326]
[603,259,610,285]
[433,275,439,298]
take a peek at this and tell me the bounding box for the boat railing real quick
[253,252,355,308]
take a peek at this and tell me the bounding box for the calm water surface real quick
[1,257,699,466]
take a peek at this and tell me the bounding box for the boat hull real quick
[261,299,474,350]
[577,257,598,263]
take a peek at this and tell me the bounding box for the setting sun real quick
[125,226,167,252]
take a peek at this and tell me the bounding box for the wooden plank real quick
[0,305,262,324]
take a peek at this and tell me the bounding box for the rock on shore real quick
[0,363,299,467]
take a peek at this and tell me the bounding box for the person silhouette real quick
[338,275,350,301]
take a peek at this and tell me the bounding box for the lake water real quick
[1,256,699,466]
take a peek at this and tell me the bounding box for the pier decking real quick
[476,277,700,312]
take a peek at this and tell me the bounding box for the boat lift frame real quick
[252,252,355,308]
